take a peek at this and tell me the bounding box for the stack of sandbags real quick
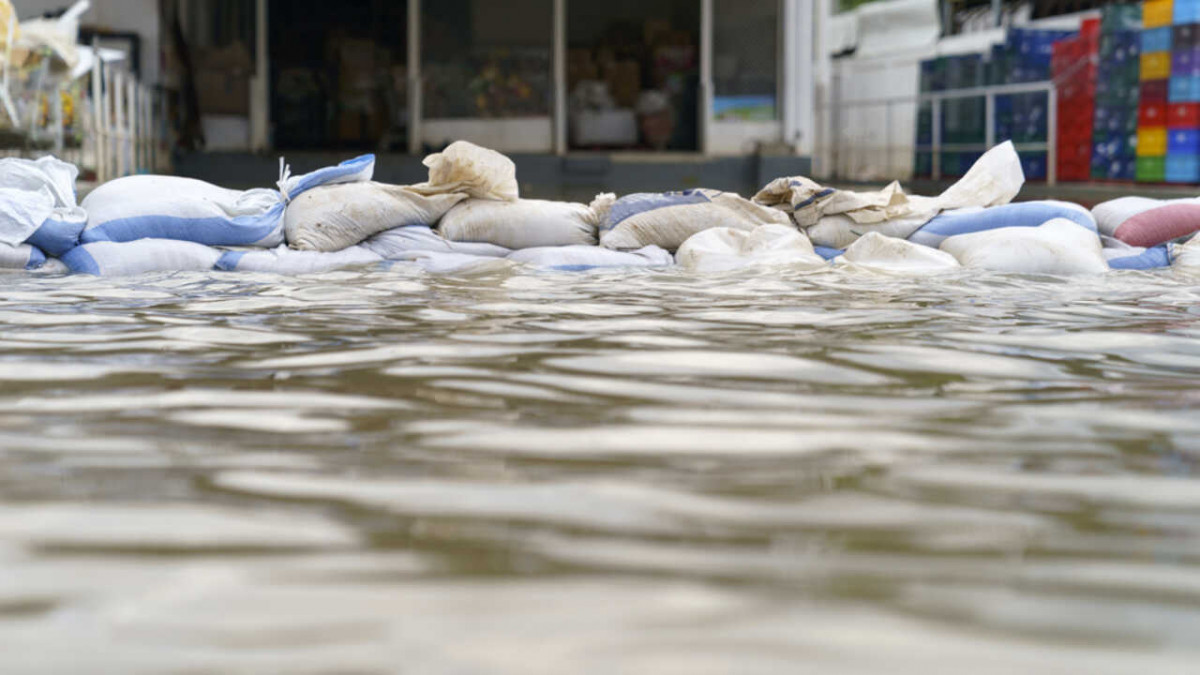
[0,156,87,270]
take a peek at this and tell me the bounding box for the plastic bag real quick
[439,198,599,249]
[216,245,382,274]
[907,200,1095,248]
[81,155,375,247]
[507,244,673,270]
[596,189,791,251]
[940,219,1108,275]
[836,232,960,273]
[675,224,826,272]
[411,141,519,202]
[284,182,466,251]
[363,225,511,259]
[0,156,86,254]
[63,239,222,276]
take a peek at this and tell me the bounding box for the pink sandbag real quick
[1113,203,1200,247]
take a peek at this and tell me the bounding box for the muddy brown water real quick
[1,262,1199,673]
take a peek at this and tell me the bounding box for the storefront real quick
[182,0,815,158]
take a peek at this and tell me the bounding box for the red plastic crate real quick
[1081,17,1100,43]
[1139,101,1168,126]
[1141,80,1169,104]
[1168,103,1200,128]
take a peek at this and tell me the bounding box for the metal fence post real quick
[1046,85,1057,186]
[931,95,941,181]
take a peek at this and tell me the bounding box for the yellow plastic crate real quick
[1143,0,1174,28]
[1137,127,1168,157]
[1141,51,1172,81]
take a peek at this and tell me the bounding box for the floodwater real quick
[1,261,1200,674]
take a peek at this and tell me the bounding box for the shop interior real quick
[567,0,700,151]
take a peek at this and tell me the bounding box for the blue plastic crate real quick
[1166,154,1200,182]
[1177,2,1200,24]
[1022,152,1048,180]
[1169,128,1200,154]
[1142,27,1173,53]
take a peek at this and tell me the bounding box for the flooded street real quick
[1,262,1199,673]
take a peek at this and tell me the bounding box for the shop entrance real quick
[267,0,408,151]
[567,0,700,152]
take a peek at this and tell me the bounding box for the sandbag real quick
[1108,201,1200,247]
[675,224,826,272]
[596,189,791,251]
[215,245,382,274]
[907,200,1095,248]
[62,239,222,276]
[507,245,673,270]
[1175,237,1200,270]
[1103,243,1173,270]
[363,225,511,259]
[384,250,513,275]
[0,242,47,270]
[0,156,86,255]
[439,198,599,249]
[939,219,1108,275]
[756,141,1024,237]
[1091,196,1200,237]
[410,141,518,202]
[836,232,960,273]
[284,182,466,251]
[81,154,375,247]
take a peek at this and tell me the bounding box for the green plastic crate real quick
[1136,156,1166,182]
[1100,4,1141,34]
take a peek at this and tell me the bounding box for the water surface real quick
[1,263,1199,673]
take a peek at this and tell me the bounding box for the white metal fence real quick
[814,79,1059,185]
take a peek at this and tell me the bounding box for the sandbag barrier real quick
[6,140,1200,277]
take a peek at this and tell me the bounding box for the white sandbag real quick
[596,189,791,251]
[907,200,1096,248]
[507,244,673,270]
[363,225,512,259]
[1089,196,1200,247]
[215,245,382,274]
[81,154,375,247]
[0,156,86,255]
[760,141,1024,244]
[62,239,222,276]
[1103,240,1174,270]
[0,242,48,270]
[284,182,466,251]
[1174,236,1200,270]
[411,141,519,202]
[675,224,827,272]
[385,250,513,275]
[939,219,1108,275]
[439,198,598,249]
[835,232,960,273]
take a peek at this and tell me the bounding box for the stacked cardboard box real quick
[1052,18,1100,181]
[1093,5,1142,180]
[1166,8,1200,180]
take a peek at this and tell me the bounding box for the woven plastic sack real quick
[507,245,673,270]
[216,245,382,274]
[596,189,791,251]
[284,182,466,251]
[411,141,519,202]
[940,219,1108,274]
[836,232,960,273]
[675,224,826,272]
[363,225,511,259]
[63,239,222,276]
[439,198,599,249]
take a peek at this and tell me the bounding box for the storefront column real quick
[251,0,269,152]
[791,0,815,156]
[700,0,713,155]
[407,0,422,155]
[553,0,566,155]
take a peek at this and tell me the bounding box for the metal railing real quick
[816,79,1059,186]
[88,41,168,183]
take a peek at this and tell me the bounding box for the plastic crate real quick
[1101,4,1142,34]
[1136,155,1167,181]
[1143,0,1175,29]
[1168,101,1200,126]
[1165,153,1200,182]
[1142,27,1172,53]
[1139,101,1167,126]
[1168,127,1200,154]
[1137,127,1168,156]
[1141,51,1172,80]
